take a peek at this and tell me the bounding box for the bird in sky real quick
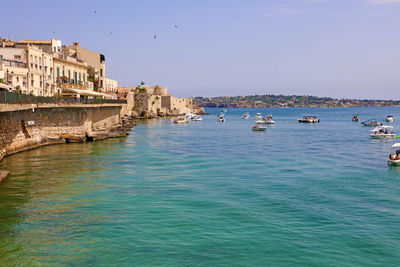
[94,10,97,14]
[154,35,157,39]
[174,25,178,28]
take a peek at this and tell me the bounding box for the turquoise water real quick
[1,107,400,266]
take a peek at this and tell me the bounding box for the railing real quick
[0,91,127,105]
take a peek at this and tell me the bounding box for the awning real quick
[61,87,112,98]
[0,83,11,91]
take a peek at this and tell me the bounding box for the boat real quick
[222,109,227,113]
[369,126,395,139]
[361,119,382,127]
[386,115,394,122]
[192,115,202,121]
[352,115,360,122]
[174,116,189,124]
[185,113,196,119]
[252,123,267,131]
[242,112,250,120]
[298,116,320,123]
[218,113,225,122]
[255,113,262,120]
[388,143,400,166]
[262,114,275,124]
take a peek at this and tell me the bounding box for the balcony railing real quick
[0,91,127,105]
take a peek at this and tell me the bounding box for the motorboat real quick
[185,113,196,119]
[352,115,360,122]
[222,109,227,113]
[262,114,275,124]
[218,113,225,122]
[242,112,250,120]
[298,116,320,123]
[192,115,202,121]
[386,115,394,122]
[361,119,382,127]
[370,126,395,139]
[252,123,267,131]
[255,113,262,120]
[174,116,189,124]
[388,143,400,166]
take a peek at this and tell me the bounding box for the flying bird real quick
[154,35,157,39]
[94,10,97,14]
[174,25,178,28]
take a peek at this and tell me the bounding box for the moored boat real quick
[386,115,394,122]
[370,126,395,139]
[218,113,225,122]
[263,114,275,124]
[298,116,320,123]
[352,115,360,122]
[174,116,189,124]
[242,112,250,120]
[255,113,262,120]
[388,143,400,166]
[252,123,267,131]
[192,115,203,121]
[361,119,382,127]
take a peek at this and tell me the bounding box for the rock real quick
[0,170,10,184]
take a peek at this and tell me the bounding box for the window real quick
[17,77,19,82]
[100,69,103,77]
[57,67,59,77]
[79,73,81,81]
[68,70,70,79]
[14,55,21,59]
[83,73,85,82]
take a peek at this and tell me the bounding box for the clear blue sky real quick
[2,0,400,99]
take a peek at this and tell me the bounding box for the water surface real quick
[1,107,400,266]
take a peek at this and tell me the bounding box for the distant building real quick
[104,78,118,97]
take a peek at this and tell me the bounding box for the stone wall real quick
[0,104,133,161]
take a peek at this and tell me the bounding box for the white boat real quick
[255,113,262,120]
[362,119,382,127]
[218,113,225,122]
[262,114,275,124]
[370,126,395,139]
[352,115,360,122]
[386,115,394,122]
[222,109,227,113]
[185,113,196,119]
[192,115,202,121]
[174,116,189,124]
[388,143,400,166]
[298,116,320,123]
[252,123,266,131]
[242,113,250,120]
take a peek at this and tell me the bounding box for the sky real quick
[2,0,400,99]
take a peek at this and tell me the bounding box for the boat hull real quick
[388,160,400,166]
[370,134,395,139]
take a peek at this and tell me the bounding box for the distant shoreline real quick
[193,94,400,109]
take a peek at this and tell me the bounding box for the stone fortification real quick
[0,104,134,163]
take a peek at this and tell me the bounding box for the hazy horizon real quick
[3,0,400,99]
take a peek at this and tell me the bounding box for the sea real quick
[1,107,400,266]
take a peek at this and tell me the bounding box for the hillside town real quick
[0,37,200,117]
[194,95,400,108]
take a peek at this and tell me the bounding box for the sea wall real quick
[0,104,134,162]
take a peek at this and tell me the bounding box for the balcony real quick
[56,77,88,90]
